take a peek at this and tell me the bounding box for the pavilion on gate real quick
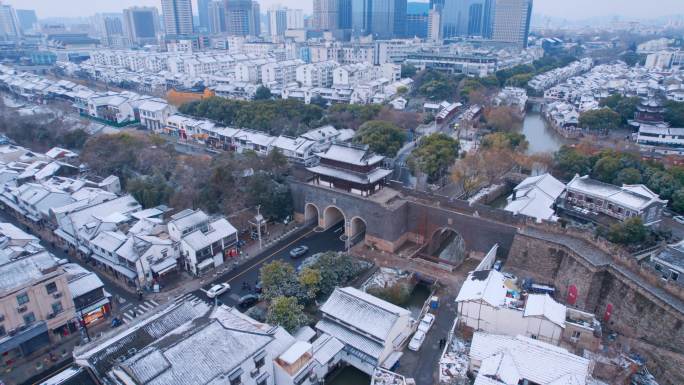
[306,142,393,197]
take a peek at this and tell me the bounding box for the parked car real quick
[206,283,231,299]
[255,281,263,294]
[408,330,426,351]
[417,313,435,333]
[674,215,684,225]
[493,260,503,271]
[238,294,259,310]
[289,245,309,258]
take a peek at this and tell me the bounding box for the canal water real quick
[517,110,569,155]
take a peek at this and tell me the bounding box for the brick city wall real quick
[506,233,684,356]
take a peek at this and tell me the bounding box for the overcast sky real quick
[6,0,684,20]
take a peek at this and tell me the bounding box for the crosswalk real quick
[121,299,159,324]
[174,292,211,306]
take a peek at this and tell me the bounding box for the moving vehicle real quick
[289,245,309,258]
[417,313,435,333]
[408,330,426,351]
[206,283,231,299]
[238,294,259,310]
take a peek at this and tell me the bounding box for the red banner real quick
[603,303,613,323]
[567,284,578,305]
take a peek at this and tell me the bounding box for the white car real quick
[206,283,231,298]
[417,313,435,333]
[674,215,684,225]
[408,330,426,351]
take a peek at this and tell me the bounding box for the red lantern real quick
[567,284,578,305]
[603,303,613,323]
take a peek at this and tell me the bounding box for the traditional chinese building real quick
[307,142,393,196]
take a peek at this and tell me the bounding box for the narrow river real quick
[517,110,569,155]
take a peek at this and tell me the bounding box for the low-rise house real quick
[233,130,277,155]
[138,99,176,132]
[651,240,684,284]
[0,248,77,361]
[505,173,565,222]
[560,175,667,227]
[468,332,593,385]
[180,216,238,276]
[62,263,110,326]
[315,287,412,374]
[270,136,317,165]
[456,270,601,352]
[73,301,297,385]
[637,124,684,157]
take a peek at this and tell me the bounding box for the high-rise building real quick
[15,9,37,34]
[0,2,20,38]
[208,1,226,34]
[123,7,160,46]
[351,0,371,37]
[98,13,127,47]
[338,0,352,30]
[161,0,194,37]
[429,0,445,9]
[225,0,253,36]
[198,0,212,33]
[427,7,441,41]
[441,0,493,39]
[251,1,261,36]
[286,8,304,29]
[267,7,287,37]
[313,0,339,31]
[370,0,406,39]
[406,2,429,38]
[492,0,532,48]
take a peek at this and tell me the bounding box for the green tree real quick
[606,217,647,245]
[298,267,322,300]
[621,51,642,67]
[553,146,592,180]
[247,172,293,221]
[409,133,460,182]
[481,132,528,152]
[61,129,89,149]
[665,101,684,127]
[592,156,622,183]
[254,86,272,100]
[366,280,412,307]
[579,108,622,132]
[260,261,301,300]
[354,120,407,157]
[671,189,684,214]
[309,252,365,297]
[127,174,173,208]
[419,80,454,101]
[600,95,640,125]
[266,296,308,333]
[401,63,417,78]
[614,167,642,185]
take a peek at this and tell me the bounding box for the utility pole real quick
[256,205,263,250]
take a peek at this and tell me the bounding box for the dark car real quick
[289,245,309,258]
[238,294,259,310]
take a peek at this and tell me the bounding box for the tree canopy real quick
[354,120,407,157]
[179,97,324,136]
[409,133,459,182]
[665,101,684,127]
[266,296,308,333]
[254,86,272,100]
[600,94,640,125]
[579,108,622,132]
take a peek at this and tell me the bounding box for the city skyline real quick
[4,0,684,21]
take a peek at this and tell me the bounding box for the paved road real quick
[0,209,136,305]
[194,222,346,308]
